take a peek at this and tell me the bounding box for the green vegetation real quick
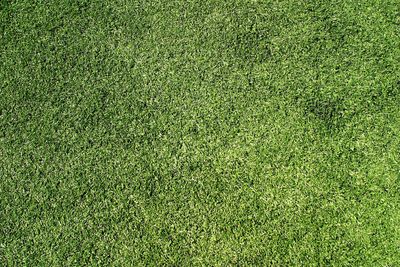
[1,0,400,265]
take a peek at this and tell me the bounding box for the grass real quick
[1,0,400,265]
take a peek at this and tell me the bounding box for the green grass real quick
[1,0,400,265]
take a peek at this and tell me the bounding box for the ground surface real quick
[1,0,400,265]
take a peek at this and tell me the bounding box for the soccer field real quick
[1,0,400,265]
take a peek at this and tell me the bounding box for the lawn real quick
[1,0,400,265]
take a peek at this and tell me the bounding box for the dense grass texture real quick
[1,0,400,265]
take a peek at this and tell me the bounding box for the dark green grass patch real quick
[1,0,400,265]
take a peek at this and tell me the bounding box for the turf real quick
[1,0,400,265]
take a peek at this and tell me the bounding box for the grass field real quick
[1,0,400,265]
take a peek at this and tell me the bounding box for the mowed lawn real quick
[1,0,400,265]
